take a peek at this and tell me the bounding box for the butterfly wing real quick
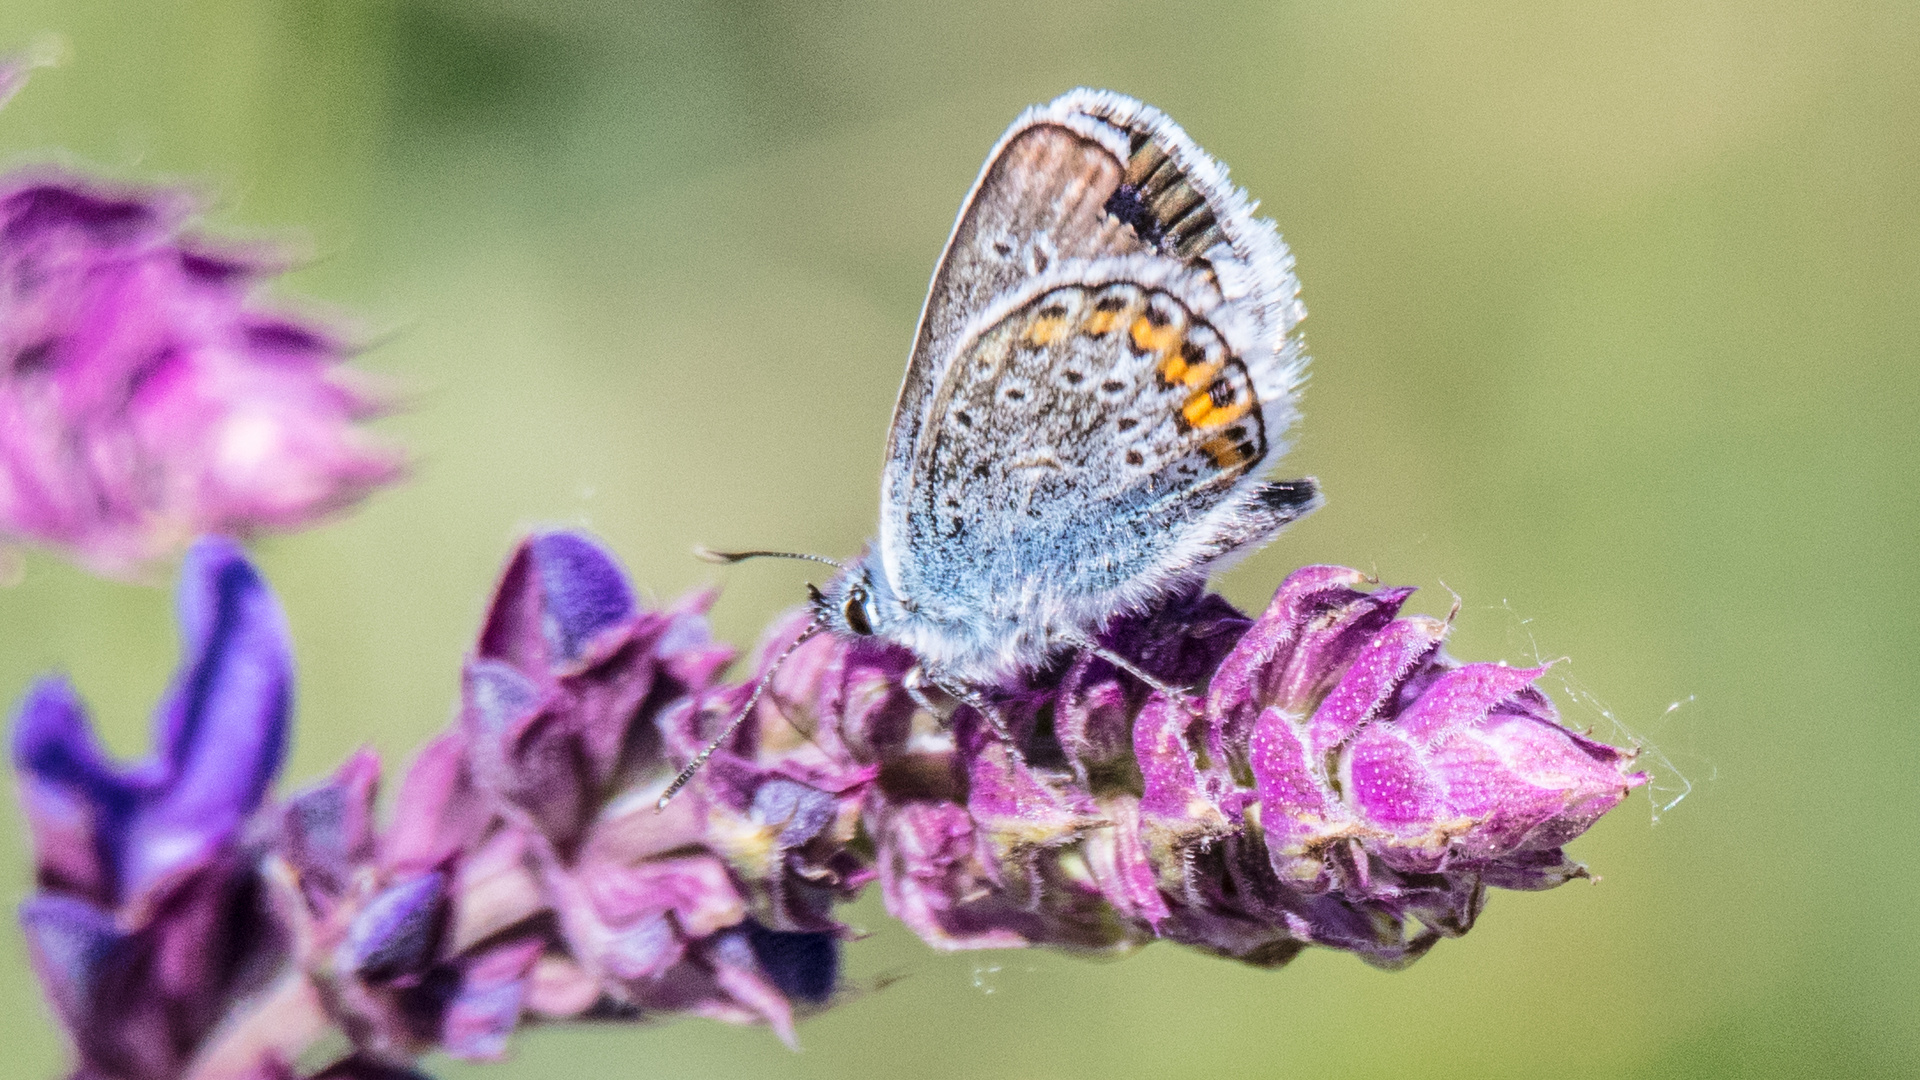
[879,90,1314,634]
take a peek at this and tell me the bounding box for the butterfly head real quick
[694,544,911,643]
[810,549,903,642]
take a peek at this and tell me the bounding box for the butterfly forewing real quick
[890,119,1152,469]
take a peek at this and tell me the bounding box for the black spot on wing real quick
[1102,183,1165,247]
[1258,478,1320,515]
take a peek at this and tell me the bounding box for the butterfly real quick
[662,88,1316,806]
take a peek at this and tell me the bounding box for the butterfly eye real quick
[843,585,874,636]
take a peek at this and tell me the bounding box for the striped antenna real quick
[656,614,828,810]
[693,546,848,570]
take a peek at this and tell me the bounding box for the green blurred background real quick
[1,1,1916,1077]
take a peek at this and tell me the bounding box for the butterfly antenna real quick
[693,546,848,570]
[656,615,827,810]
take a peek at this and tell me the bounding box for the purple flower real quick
[851,565,1649,967]
[451,532,848,1046]
[251,532,851,1066]
[429,539,1644,1020]
[10,532,1648,1075]
[0,172,402,577]
[11,535,293,1079]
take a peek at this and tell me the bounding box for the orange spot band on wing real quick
[1201,434,1251,468]
[1131,316,1180,356]
[1180,360,1224,389]
[1184,392,1253,429]
[1084,309,1119,336]
[1027,315,1066,346]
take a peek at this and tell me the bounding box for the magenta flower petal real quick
[461,658,585,843]
[1080,796,1171,929]
[440,937,543,1061]
[1394,662,1549,742]
[1268,583,1415,716]
[1205,566,1371,728]
[874,798,1028,950]
[477,530,636,673]
[1248,705,1338,889]
[0,173,403,576]
[1056,654,1137,781]
[581,854,745,942]
[1134,694,1231,879]
[379,731,490,876]
[964,719,1103,874]
[1344,724,1452,831]
[1304,615,1445,758]
[281,749,380,907]
[526,531,637,662]
[1340,659,1647,875]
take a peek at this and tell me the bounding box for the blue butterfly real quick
[664,89,1315,805]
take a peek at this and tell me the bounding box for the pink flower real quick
[0,173,402,576]
[11,534,1648,1076]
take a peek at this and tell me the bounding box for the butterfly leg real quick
[1060,630,1200,714]
[927,670,1026,762]
[902,664,956,720]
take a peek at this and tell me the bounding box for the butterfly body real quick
[815,89,1319,688]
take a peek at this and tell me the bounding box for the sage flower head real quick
[841,564,1649,966]
[10,532,1649,1075]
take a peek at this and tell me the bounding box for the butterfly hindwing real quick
[906,275,1267,605]
[888,114,1151,483]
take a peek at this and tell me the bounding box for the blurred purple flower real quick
[0,171,402,577]
[12,535,292,1079]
